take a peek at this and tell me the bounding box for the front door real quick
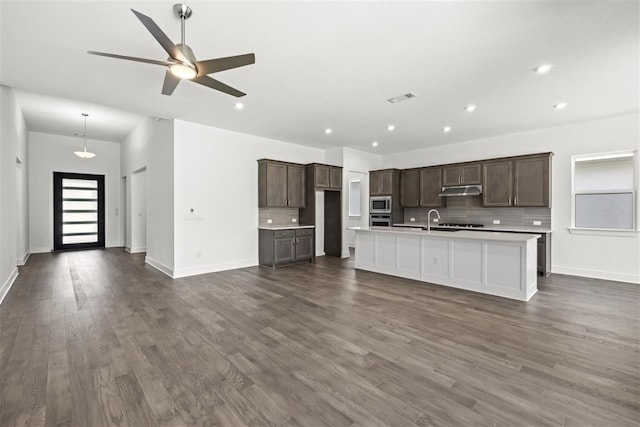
[53,172,105,251]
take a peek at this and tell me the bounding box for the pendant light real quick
[74,113,96,159]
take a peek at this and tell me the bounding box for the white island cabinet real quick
[353,227,540,301]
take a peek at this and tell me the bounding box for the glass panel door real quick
[53,172,105,251]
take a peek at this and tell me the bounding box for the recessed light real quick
[442,126,452,133]
[534,64,553,74]
[387,124,395,131]
[464,105,476,112]
[554,102,568,109]
[372,141,379,147]
[325,128,332,134]
[235,102,244,110]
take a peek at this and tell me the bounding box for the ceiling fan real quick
[88,4,255,97]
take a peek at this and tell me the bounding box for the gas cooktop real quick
[438,223,484,228]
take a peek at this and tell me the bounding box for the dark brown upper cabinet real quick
[482,153,552,207]
[258,159,305,208]
[400,169,420,207]
[329,167,342,190]
[419,167,443,207]
[442,163,482,186]
[287,164,306,207]
[482,160,514,206]
[309,163,342,191]
[514,155,551,207]
[370,169,399,196]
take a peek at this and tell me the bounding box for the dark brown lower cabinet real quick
[259,228,314,268]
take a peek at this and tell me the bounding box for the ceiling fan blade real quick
[192,76,246,97]
[162,70,181,96]
[130,9,189,63]
[87,51,172,66]
[195,53,256,76]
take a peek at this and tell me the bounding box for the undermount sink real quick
[425,227,460,232]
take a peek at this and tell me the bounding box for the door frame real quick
[53,172,105,251]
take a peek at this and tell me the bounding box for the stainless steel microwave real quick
[370,196,392,214]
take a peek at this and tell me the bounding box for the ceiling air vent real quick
[387,92,417,104]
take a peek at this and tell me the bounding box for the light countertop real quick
[259,224,315,230]
[351,226,540,242]
[393,223,552,233]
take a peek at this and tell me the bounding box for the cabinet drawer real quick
[296,228,314,237]
[274,230,294,238]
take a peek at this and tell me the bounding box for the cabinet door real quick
[370,172,382,195]
[329,167,342,190]
[420,167,442,207]
[295,235,314,261]
[442,166,461,186]
[379,171,394,195]
[287,165,306,207]
[514,156,549,207]
[315,165,330,188]
[461,164,482,184]
[266,162,287,207]
[482,161,513,206]
[274,237,295,265]
[400,169,420,207]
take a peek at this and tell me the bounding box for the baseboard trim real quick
[17,252,30,266]
[0,267,19,305]
[172,258,257,279]
[341,250,351,258]
[315,251,326,257]
[30,247,51,254]
[127,246,146,254]
[552,265,640,284]
[145,256,174,278]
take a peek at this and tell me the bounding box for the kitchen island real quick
[353,226,540,301]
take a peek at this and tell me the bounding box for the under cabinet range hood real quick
[439,185,482,197]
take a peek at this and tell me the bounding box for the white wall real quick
[130,168,147,253]
[383,113,640,283]
[0,85,28,303]
[342,148,383,256]
[172,119,325,278]
[29,132,122,252]
[120,117,174,276]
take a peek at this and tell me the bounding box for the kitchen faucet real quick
[426,209,440,233]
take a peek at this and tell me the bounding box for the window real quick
[349,178,361,217]
[572,151,637,231]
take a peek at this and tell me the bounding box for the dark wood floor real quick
[1,249,638,427]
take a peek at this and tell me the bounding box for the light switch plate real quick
[267,219,273,224]
[493,219,501,224]
[433,218,439,223]
[292,218,297,222]
[410,218,415,222]
[533,220,542,226]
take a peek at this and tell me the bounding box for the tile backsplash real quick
[403,196,551,228]
[259,208,299,225]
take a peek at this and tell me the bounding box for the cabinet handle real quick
[514,197,517,205]
[509,196,511,205]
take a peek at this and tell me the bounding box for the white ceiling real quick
[1,1,638,153]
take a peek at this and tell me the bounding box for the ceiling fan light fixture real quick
[169,62,197,79]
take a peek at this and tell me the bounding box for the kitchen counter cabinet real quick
[353,226,539,301]
[259,228,314,268]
